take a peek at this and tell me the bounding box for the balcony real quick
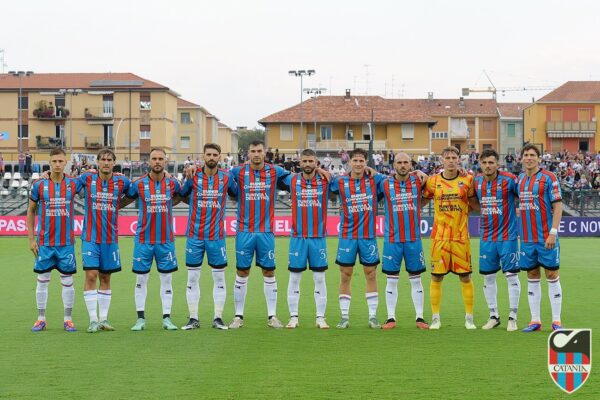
[308,140,388,151]
[546,121,597,138]
[33,100,69,121]
[84,136,103,150]
[35,135,63,149]
[85,107,114,124]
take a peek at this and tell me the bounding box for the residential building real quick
[524,81,599,153]
[259,91,503,159]
[497,102,530,156]
[259,90,437,159]
[0,72,179,162]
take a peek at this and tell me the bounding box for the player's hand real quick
[545,233,557,249]
[458,167,469,177]
[41,171,50,180]
[412,169,429,183]
[29,238,39,258]
[317,168,332,182]
[365,166,377,176]
[164,171,172,179]
[185,165,197,179]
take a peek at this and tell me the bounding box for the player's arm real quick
[118,179,140,209]
[315,167,332,183]
[411,169,429,187]
[469,195,480,212]
[227,172,239,200]
[26,199,39,258]
[546,200,563,249]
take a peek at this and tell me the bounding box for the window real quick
[181,136,191,149]
[18,96,28,110]
[140,124,151,139]
[578,108,591,122]
[103,125,113,147]
[180,112,191,124]
[320,125,332,141]
[483,119,493,132]
[362,124,371,140]
[140,94,151,110]
[550,108,562,122]
[280,124,293,141]
[54,96,65,108]
[507,123,516,137]
[401,124,414,140]
[507,147,515,155]
[103,95,114,116]
[18,125,29,139]
[431,131,448,139]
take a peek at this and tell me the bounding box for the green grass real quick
[0,237,598,399]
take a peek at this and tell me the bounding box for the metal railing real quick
[547,121,597,132]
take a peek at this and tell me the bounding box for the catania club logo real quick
[548,329,592,394]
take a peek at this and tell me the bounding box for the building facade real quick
[497,102,529,156]
[524,81,600,154]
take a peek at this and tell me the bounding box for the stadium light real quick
[289,69,316,150]
[9,70,34,154]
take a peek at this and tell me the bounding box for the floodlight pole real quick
[9,70,34,154]
[289,69,315,150]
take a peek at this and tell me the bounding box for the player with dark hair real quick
[517,144,563,332]
[79,148,131,333]
[228,140,291,328]
[178,142,238,330]
[471,148,521,331]
[280,148,331,329]
[330,148,385,329]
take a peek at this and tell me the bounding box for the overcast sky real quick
[2,0,599,128]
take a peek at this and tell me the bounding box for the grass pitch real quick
[0,237,598,399]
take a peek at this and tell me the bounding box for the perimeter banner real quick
[2,216,599,237]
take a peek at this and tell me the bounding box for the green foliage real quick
[1,237,598,399]
[237,128,265,152]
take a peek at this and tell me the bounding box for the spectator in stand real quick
[18,152,25,173]
[0,152,4,174]
[25,152,33,175]
[505,153,515,172]
[323,153,332,171]
[266,147,274,164]
[339,149,349,170]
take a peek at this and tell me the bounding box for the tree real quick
[237,128,265,152]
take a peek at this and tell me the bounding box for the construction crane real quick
[462,70,555,99]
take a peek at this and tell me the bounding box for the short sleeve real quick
[548,173,562,203]
[422,175,435,199]
[227,171,239,197]
[179,177,193,197]
[30,181,40,202]
[126,181,139,199]
[329,176,340,193]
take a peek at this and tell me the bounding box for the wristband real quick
[549,228,558,236]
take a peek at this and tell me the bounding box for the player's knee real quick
[545,269,559,280]
[99,273,111,286]
[458,274,471,283]
[237,269,250,278]
[527,268,541,279]
[262,269,275,278]
[85,270,99,283]
[60,274,74,287]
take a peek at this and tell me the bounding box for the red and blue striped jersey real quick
[30,176,83,247]
[126,174,181,244]
[378,174,422,242]
[282,173,329,238]
[80,172,130,244]
[474,171,519,242]
[517,169,562,243]
[231,163,290,233]
[330,174,384,239]
[179,169,238,240]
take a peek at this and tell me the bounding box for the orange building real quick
[524,81,599,154]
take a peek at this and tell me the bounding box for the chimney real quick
[459,96,465,108]
[345,89,351,101]
[427,92,434,100]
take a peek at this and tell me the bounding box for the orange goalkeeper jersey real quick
[423,173,475,241]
